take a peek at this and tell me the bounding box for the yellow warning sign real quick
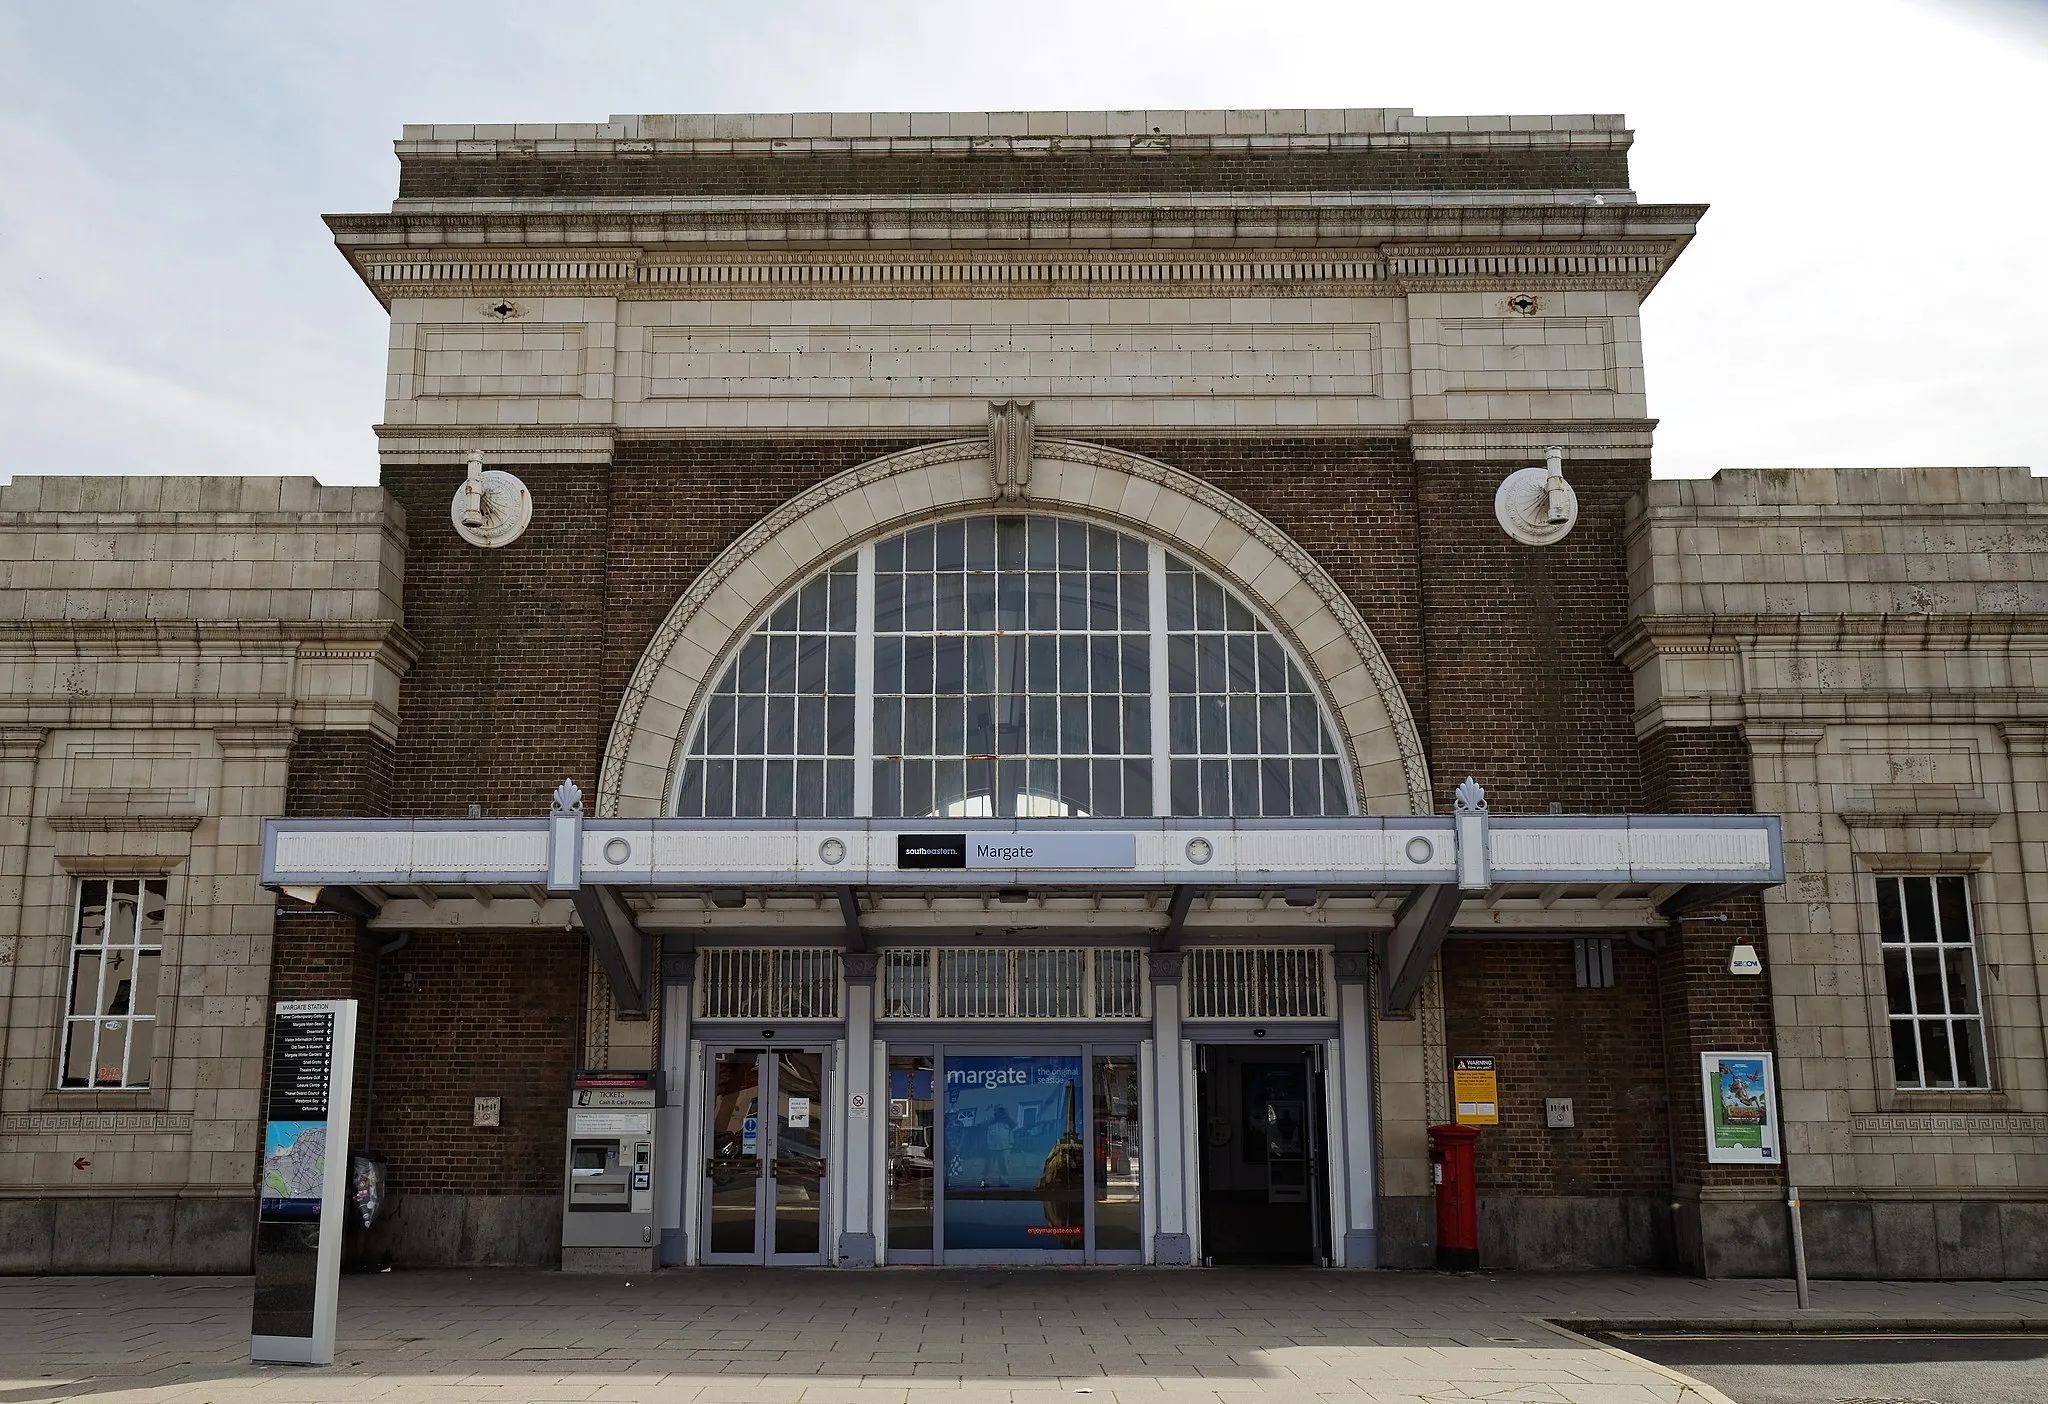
[1453,1055,1498,1126]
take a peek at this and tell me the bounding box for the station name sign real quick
[896,832,1138,871]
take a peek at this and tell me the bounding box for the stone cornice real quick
[395,127,1633,162]
[1613,613,2048,669]
[0,621,418,665]
[328,206,1703,307]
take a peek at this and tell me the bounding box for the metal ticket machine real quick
[562,1069,663,1272]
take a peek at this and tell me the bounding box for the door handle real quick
[772,1156,826,1179]
[705,1156,764,1178]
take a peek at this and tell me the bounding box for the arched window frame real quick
[673,510,1356,821]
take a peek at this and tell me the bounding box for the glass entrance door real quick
[701,1047,830,1265]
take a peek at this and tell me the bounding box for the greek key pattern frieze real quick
[1850,1113,2047,1135]
[3,1112,194,1134]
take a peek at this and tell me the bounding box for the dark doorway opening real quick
[1195,1043,1329,1265]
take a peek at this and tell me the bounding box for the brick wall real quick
[358,932,584,1195]
[397,147,1630,202]
[1441,939,1672,1199]
[1414,459,1650,813]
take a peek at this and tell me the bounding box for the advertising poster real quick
[1700,1051,1780,1164]
[942,1055,1085,1250]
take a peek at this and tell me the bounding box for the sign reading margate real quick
[896,832,1138,871]
[942,1055,1087,1251]
[251,999,356,1366]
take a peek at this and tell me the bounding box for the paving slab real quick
[3,1268,2046,1404]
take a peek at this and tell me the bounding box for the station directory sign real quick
[251,999,357,1365]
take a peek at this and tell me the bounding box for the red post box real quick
[1428,1123,1480,1270]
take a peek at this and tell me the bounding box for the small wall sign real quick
[472,1097,501,1128]
[1452,1056,1498,1125]
[1728,943,1762,975]
[1545,1097,1574,1129]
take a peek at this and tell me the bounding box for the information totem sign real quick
[1699,1050,1781,1165]
[251,999,357,1365]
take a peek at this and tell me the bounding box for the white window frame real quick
[59,877,167,1090]
[672,511,1356,821]
[1875,873,1992,1091]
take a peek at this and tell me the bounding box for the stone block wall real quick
[0,478,410,1273]
[1625,467,2048,1278]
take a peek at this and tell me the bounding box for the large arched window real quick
[676,514,1350,820]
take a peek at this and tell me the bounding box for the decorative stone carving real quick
[988,400,1034,501]
[551,778,584,815]
[1493,446,1578,546]
[451,452,533,549]
[1454,777,1488,814]
[841,952,881,982]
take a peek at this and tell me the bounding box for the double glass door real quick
[703,1048,828,1264]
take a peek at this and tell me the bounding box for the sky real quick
[1,0,2043,485]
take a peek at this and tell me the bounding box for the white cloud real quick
[0,0,2040,483]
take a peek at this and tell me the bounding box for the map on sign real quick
[260,1119,327,1220]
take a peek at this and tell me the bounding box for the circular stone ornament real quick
[1405,836,1435,865]
[1185,837,1214,865]
[1493,465,1579,547]
[451,468,534,549]
[819,837,847,866]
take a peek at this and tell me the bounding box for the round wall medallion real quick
[1405,835,1435,864]
[1185,837,1213,865]
[819,837,847,866]
[603,838,631,865]
[451,466,533,549]
[1494,465,1578,547]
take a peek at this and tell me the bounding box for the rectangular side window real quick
[1877,874,1989,1090]
[59,878,166,1089]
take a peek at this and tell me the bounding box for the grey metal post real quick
[1147,951,1193,1265]
[1333,952,1379,1267]
[657,949,695,1266]
[1786,1185,1811,1309]
[838,952,879,1267]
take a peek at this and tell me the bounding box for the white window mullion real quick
[1147,543,1170,817]
[853,541,877,816]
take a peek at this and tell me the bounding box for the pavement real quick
[3,1267,2047,1404]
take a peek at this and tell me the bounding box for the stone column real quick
[0,730,47,1106]
[1334,952,1379,1267]
[1148,951,1192,1265]
[837,952,878,1267]
[1998,725,2048,1086]
[657,948,695,1266]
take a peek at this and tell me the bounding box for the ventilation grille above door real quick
[1183,947,1332,1020]
[697,947,842,1020]
[880,948,1147,1020]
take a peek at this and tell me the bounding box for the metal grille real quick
[879,948,1147,1020]
[881,949,931,1019]
[1183,947,1330,1020]
[1094,949,1146,1018]
[697,948,842,1020]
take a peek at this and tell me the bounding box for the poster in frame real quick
[1699,1050,1781,1165]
